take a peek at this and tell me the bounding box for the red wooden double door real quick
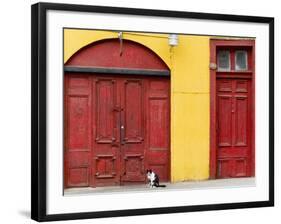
[64,74,170,188]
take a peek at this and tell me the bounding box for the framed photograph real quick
[31,2,274,222]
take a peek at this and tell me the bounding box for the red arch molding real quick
[65,38,170,76]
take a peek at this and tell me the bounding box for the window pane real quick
[217,50,230,71]
[235,50,248,70]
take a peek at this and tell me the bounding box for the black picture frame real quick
[31,2,274,222]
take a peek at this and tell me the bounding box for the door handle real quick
[121,125,125,145]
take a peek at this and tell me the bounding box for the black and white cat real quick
[146,169,166,188]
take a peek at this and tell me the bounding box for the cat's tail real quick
[157,184,166,187]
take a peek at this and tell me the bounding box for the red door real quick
[210,40,255,178]
[216,78,252,177]
[64,74,170,188]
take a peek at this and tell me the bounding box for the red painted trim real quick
[209,39,254,47]
[209,39,255,179]
[251,43,256,177]
[209,41,217,179]
[63,76,68,188]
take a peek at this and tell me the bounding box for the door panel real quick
[123,79,143,143]
[64,75,92,187]
[92,78,120,187]
[120,78,145,183]
[95,79,117,143]
[145,79,170,181]
[149,99,169,148]
[235,96,248,146]
[64,74,170,188]
[216,78,252,178]
[68,96,89,149]
[217,95,232,147]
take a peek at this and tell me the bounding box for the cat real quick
[146,169,166,188]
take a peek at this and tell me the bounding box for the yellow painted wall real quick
[64,29,210,182]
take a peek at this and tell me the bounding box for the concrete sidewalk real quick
[64,177,255,196]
